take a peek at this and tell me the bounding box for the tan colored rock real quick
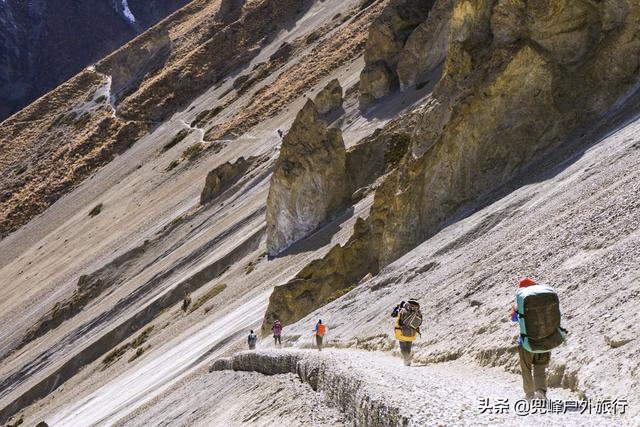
[527,0,600,64]
[396,0,453,88]
[200,157,253,204]
[314,79,343,115]
[262,110,423,330]
[358,62,395,106]
[261,218,376,335]
[374,0,640,265]
[265,0,640,326]
[359,0,435,106]
[265,100,349,256]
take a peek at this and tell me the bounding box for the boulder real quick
[358,62,395,106]
[200,157,253,204]
[266,100,349,256]
[314,79,343,115]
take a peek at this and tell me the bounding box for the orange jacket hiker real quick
[315,321,326,337]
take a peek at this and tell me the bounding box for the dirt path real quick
[195,349,624,426]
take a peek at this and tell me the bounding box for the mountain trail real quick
[136,348,622,426]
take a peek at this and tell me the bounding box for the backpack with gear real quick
[516,284,567,353]
[400,300,422,334]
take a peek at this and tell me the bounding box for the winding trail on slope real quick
[202,349,620,427]
[178,119,205,144]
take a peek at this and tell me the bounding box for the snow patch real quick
[121,0,136,23]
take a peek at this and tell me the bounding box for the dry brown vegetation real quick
[205,2,388,140]
[190,283,227,313]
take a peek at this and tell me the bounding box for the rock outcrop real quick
[266,100,349,256]
[373,0,640,266]
[262,106,423,330]
[358,0,435,106]
[262,218,376,334]
[200,157,254,204]
[266,0,640,331]
[396,0,453,88]
[314,79,343,115]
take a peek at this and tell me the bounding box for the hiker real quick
[391,301,405,318]
[511,277,567,401]
[394,299,422,366]
[272,320,283,347]
[247,330,257,350]
[314,319,326,351]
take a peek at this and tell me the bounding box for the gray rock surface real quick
[358,0,435,106]
[266,100,349,256]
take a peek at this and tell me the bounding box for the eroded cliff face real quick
[375,0,640,266]
[266,100,349,256]
[396,0,453,88]
[0,0,189,122]
[264,0,640,330]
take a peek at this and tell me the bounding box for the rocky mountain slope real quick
[0,0,638,425]
[0,0,189,122]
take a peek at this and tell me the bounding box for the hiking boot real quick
[524,393,534,401]
[534,390,547,400]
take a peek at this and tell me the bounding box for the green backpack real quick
[516,284,567,353]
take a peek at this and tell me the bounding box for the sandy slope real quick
[115,369,346,427]
[1,0,639,426]
[0,0,400,424]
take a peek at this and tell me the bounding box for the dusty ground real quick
[114,369,346,427]
[1,0,638,426]
[205,349,623,427]
[0,0,405,425]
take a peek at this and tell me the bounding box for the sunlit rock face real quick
[266,100,349,256]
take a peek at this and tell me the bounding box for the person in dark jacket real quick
[248,330,257,350]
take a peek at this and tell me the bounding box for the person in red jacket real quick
[272,320,282,348]
[314,319,326,351]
